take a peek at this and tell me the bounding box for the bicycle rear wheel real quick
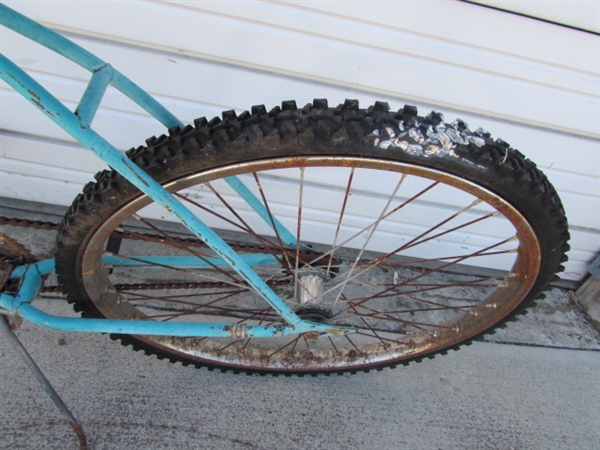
[55,100,569,374]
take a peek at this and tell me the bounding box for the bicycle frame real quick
[0,4,351,338]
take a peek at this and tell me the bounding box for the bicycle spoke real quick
[253,172,294,271]
[176,189,309,277]
[294,167,305,301]
[332,237,517,317]
[107,253,249,290]
[267,335,302,359]
[402,209,499,252]
[338,207,510,288]
[392,274,511,296]
[348,303,457,331]
[332,173,407,305]
[332,240,517,305]
[327,167,355,274]
[302,179,440,270]
[131,215,244,286]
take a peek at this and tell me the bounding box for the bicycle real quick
[1,3,570,378]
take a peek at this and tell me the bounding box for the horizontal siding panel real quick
[286,1,596,73]
[3,0,598,137]
[0,166,95,207]
[175,0,597,95]
[1,36,598,169]
[0,177,94,213]
[0,135,106,176]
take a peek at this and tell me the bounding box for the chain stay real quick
[1,215,315,293]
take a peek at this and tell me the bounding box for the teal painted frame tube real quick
[0,3,298,247]
[0,53,305,327]
[0,4,183,129]
[0,4,353,337]
[0,260,347,337]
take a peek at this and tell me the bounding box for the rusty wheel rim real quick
[80,157,541,372]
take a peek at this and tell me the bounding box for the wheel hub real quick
[295,306,330,323]
[297,273,325,305]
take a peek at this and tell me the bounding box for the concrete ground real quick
[1,200,599,450]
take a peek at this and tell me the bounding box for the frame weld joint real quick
[75,64,115,129]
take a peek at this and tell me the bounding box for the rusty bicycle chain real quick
[0,215,315,293]
[0,216,59,232]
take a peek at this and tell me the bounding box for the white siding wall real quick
[1,0,598,281]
